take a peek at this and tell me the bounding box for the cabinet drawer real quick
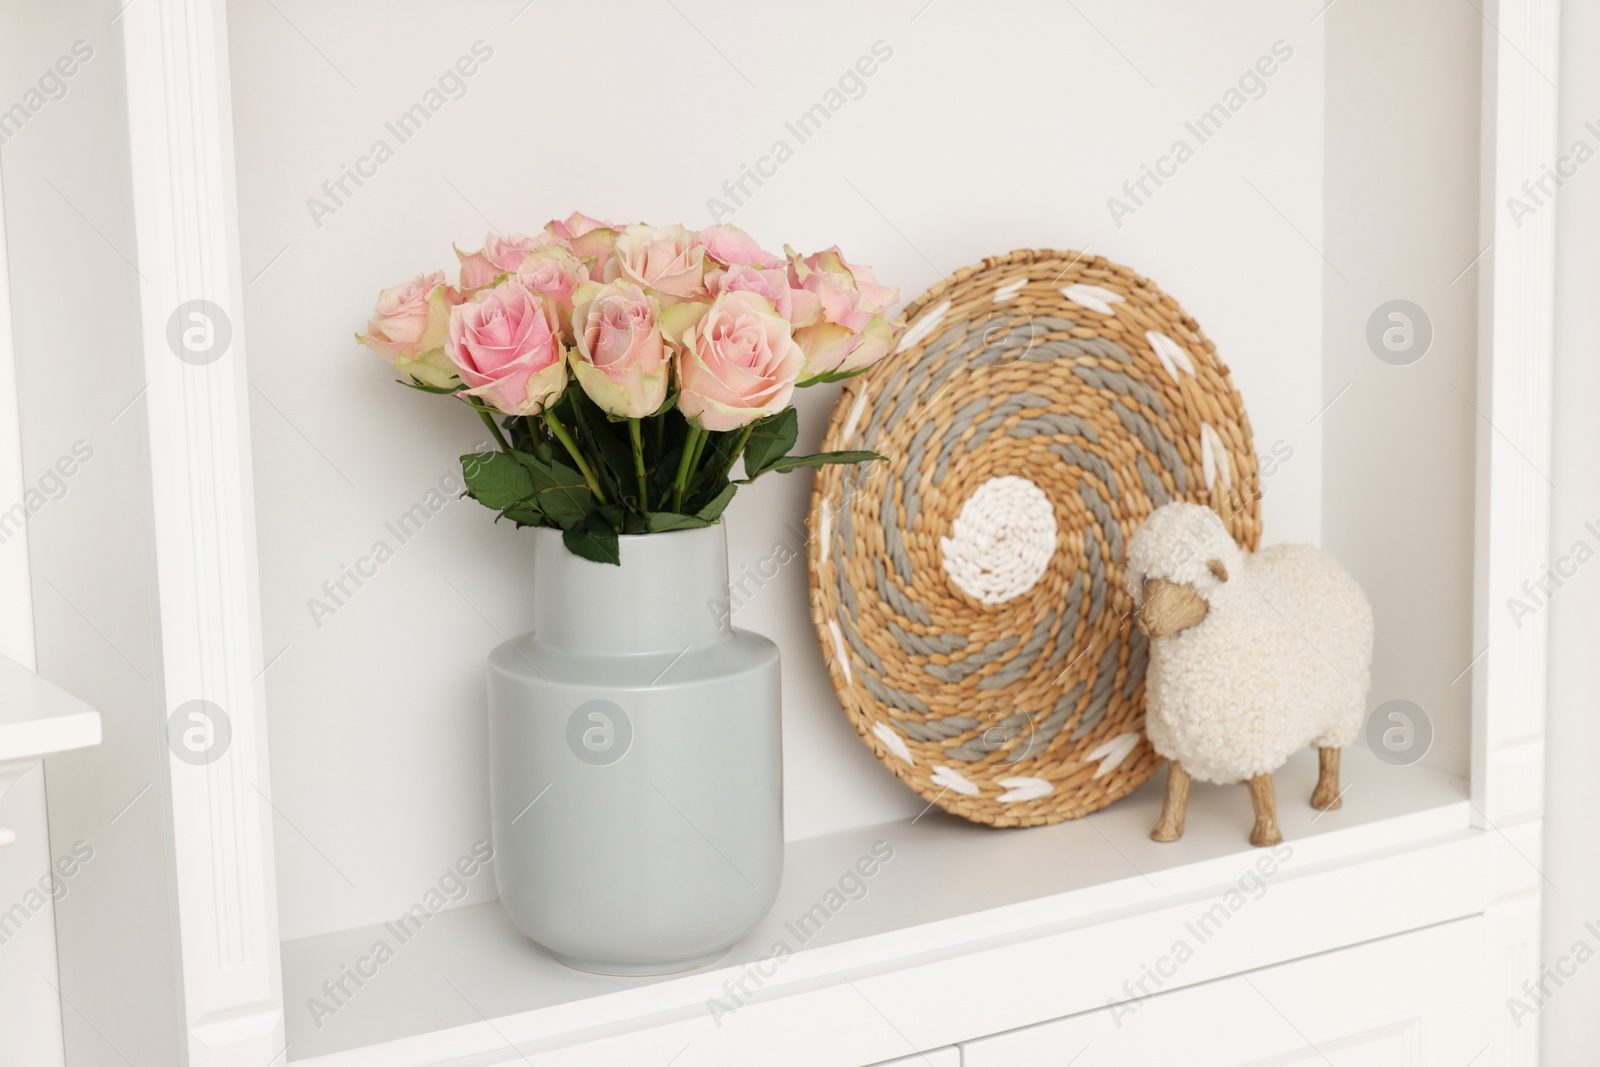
[963,918,1484,1066]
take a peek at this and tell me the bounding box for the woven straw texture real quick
[807,249,1261,827]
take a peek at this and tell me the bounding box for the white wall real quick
[0,158,63,1067]
[1,3,184,1065]
[1542,0,1600,1056]
[1321,0,1481,776]
[227,0,1328,943]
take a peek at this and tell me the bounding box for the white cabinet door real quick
[868,1051,959,1067]
[963,918,1485,1066]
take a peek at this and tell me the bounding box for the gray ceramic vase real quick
[488,524,783,975]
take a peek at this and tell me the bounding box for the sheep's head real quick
[1123,503,1244,639]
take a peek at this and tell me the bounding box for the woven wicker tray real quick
[807,249,1260,826]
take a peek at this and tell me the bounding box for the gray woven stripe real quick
[943,710,1033,762]
[1082,337,1134,364]
[922,320,970,362]
[893,714,978,742]
[836,613,886,678]
[1072,366,1166,417]
[971,390,1055,441]
[1079,481,1122,562]
[920,341,968,397]
[924,635,1019,683]
[876,559,931,626]
[1018,339,1080,363]
[1050,443,1116,498]
[1123,632,1149,698]
[1137,453,1172,505]
[886,355,928,431]
[861,671,930,716]
[859,363,908,454]
[1071,643,1125,740]
[1084,530,1107,620]
[900,420,937,531]
[978,611,1056,691]
[880,475,912,584]
[1029,682,1086,753]
[1045,571,1085,668]
[1114,402,1187,494]
[840,576,859,621]
[1008,413,1102,440]
[888,620,968,657]
[974,324,1048,367]
[932,396,994,487]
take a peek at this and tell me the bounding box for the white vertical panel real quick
[121,0,285,1063]
[0,163,37,669]
[0,141,67,1067]
[1472,0,1559,827]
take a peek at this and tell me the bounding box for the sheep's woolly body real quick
[1125,504,1373,786]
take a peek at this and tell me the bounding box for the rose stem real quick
[720,424,755,480]
[628,418,648,509]
[670,423,702,511]
[524,414,555,463]
[465,401,511,453]
[686,427,710,487]
[543,408,608,504]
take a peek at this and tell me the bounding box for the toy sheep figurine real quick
[1124,502,1373,847]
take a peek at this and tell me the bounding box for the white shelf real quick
[0,652,101,764]
[0,652,101,849]
[282,744,1469,1064]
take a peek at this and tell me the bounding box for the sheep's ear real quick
[1207,559,1229,582]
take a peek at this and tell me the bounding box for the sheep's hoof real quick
[1249,823,1283,848]
[1310,785,1343,811]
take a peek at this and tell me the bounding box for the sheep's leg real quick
[1311,747,1343,810]
[1246,774,1283,847]
[1150,761,1191,842]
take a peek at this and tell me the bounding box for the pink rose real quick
[698,224,783,269]
[569,281,670,419]
[456,231,552,291]
[787,246,902,382]
[446,280,568,415]
[674,290,804,431]
[514,247,589,318]
[357,271,461,389]
[545,212,620,265]
[707,264,821,330]
[602,224,708,303]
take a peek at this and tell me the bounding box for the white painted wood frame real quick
[104,0,1557,1063]
[121,0,284,1064]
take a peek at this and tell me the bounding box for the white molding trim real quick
[1471,0,1559,831]
[0,168,38,668]
[121,1,284,1064]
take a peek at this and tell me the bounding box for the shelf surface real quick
[0,651,102,762]
[281,743,1469,1063]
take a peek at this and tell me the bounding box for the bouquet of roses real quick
[357,215,901,563]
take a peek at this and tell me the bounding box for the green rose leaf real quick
[563,521,621,565]
[502,503,545,528]
[759,450,884,475]
[461,452,535,510]
[696,482,737,522]
[644,511,712,532]
[400,378,466,395]
[740,409,799,478]
[513,451,594,528]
